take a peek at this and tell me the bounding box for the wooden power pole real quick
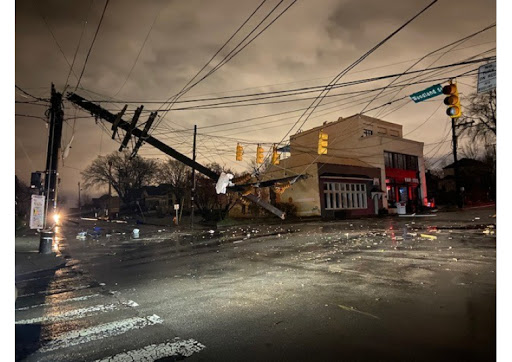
[40,84,64,253]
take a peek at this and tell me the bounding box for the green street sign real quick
[409,84,443,103]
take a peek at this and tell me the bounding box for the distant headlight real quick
[53,213,60,224]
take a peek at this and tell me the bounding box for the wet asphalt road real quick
[15,208,496,361]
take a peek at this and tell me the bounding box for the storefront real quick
[385,168,420,213]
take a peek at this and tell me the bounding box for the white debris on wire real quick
[215,172,234,194]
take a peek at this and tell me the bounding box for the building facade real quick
[264,114,427,217]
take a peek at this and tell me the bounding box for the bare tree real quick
[156,159,191,204]
[460,90,496,144]
[194,163,239,221]
[460,141,482,160]
[81,151,158,203]
[15,176,31,219]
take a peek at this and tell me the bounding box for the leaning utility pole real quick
[40,84,64,253]
[67,93,294,219]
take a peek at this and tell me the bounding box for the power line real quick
[74,0,110,92]
[85,56,494,110]
[153,0,272,131]
[64,0,94,92]
[112,2,168,97]
[15,85,48,101]
[154,0,297,132]
[277,0,440,158]
[361,23,495,115]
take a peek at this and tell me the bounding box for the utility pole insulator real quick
[119,105,143,151]
[112,105,128,139]
[130,111,157,159]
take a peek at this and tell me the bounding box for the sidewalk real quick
[15,234,66,279]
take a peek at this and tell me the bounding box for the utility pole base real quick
[39,230,54,254]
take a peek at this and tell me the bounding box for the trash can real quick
[39,230,54,254]
[397,202,407,215]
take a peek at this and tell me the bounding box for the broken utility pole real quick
[66,92,293,219]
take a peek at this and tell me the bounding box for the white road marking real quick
[94,338,206,361]
[16,300,139,324]
[15,293,101,311]
[37,314,163,353]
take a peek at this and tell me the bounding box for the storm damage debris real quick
[337,304,380,320]
[420,234,438,240]
[215,172,234,194]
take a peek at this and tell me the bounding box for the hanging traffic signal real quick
[442,82,461,118]
[271,145,280,165]
[256,145,264,164]
[236,143,244,161]
[318,130,328,155]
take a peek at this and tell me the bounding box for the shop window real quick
[384,151,418,171]
[324,182,367,210]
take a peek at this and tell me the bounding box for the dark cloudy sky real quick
[15,0,496,205]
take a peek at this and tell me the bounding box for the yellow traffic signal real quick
[236,143,243,161]
[442,82,461,118]
[256,145,264,164]
[271,145,280,165]
[318,130,328,155]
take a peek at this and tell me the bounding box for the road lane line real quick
[37,314,163,353]
[15,293,101,311]
[16,300,139,324]
[93,338,206,361]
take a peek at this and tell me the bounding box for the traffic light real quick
[256,145,264,164]
[442,82,461,118]
[236,143,243,161]
[318,130,328,155]
[271,145,280,165]
[30,172,42,190]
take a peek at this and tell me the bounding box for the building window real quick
[377,127,387,135]
[324,182,367,210]
[389,129,399,137]
[362,129,373,137]
[384,151,418,171]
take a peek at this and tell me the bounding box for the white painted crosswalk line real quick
[37,314,164,353]
[15,300,139,324]
[93,338,206,361]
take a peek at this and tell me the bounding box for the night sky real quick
[15,0,496,205]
